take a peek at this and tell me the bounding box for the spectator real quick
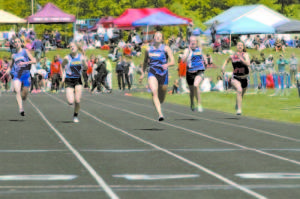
[55,30,62,48]
[123,57,131,90]
[50,55,62,92]
[108,43,120,61]
[295,36,300,48]
[177,54,189,94]
[91,56,110,93]
[210,21,217,43]
[290,53,298,86]
[179,38,187,50]
[105,59,113,90]
[32,38,44,61]
[206,54,214,68]
[213,38,222,54]
[271,54,289,96]
[107,24,114,44]
[253,35,261,50]
[133,43,142,56]
[275,38,285,52]
[172,79,179,94]
[127,57,136,86]
[186,22,193,43]
[123,43,132,57]
[116,56,125,90]
[87,55,95,88]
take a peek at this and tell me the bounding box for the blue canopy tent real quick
[132,12,189,26]
[205,17,275,35]
[192,28,203,36]
[216,17,275,35]
[132,12,189,41]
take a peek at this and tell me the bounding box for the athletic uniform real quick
[65,53,83,88]
[231,53,249,89]
[11,49,31,87]
[148,44,168,85]
[186,47,205,86]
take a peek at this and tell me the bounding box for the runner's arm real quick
[221,56,231,73]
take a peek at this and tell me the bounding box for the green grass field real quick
[1,46,299,123]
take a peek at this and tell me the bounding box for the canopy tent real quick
[204,17,275,35]
[132,12,189,26]
[274,20,300,33]
[114,7,192,28]
[88,16,115,31]
[0,10,27,24]
[205,4,289,27]
[27,2,75,23]
[192,28,204,36]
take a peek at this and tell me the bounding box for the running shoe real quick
[236,109,242,115]
[158,116,164,122]
[73,117,79,123]
[190,104,195,112]
[197,105,203,112]
[20,109,25,116]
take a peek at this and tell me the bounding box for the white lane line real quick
[0,175,77,181]
[113,174,200,180]
[28,99,119,199]
[49,94,267,199]
[107,96,300,142]
[236,173,300,179]
[0,150,67,153]
[80,148,300,153]
[85,97,300,167]
[1,184,300,191]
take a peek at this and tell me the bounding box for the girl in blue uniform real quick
[139,32,174,121]
[62,42,87,123]
[222,42,250,115]
[182,36,207,112]
[5,37,36,116]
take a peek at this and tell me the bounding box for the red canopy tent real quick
[113,7,192,28]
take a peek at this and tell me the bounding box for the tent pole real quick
[146,25,149,43]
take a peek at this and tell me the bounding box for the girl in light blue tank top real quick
[62,42,87,123]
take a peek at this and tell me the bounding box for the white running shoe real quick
[236,109,242,115]
[197,105,203,112]
[73,117,79,123]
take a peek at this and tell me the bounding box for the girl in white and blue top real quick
[182,36,206,112]
[62,42,87,123]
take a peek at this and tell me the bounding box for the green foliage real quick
[1,0,300,37]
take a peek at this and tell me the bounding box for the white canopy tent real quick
[0,10,27,24]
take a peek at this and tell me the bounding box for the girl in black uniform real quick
[222,42,250,115]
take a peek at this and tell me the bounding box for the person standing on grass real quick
[3,37,36,116]
[139,31,174,121]
[116,56,125,90]
[271,54,289,96]
[50,55,62,93]
[61,42,87,123]
[222,42,250,115]
[290,53,298,87]
[182,36,207,112]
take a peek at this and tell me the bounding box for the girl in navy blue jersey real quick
[62,42,87,123]
[140,32,174,121]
